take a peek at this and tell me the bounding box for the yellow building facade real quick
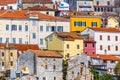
[70,16,101,32]
[46,32,84,58]
[0,43,17,73]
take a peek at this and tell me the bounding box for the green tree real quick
[90,68,99,80]
[62,59,68,80]
[114,61,120,76]
[100,73,113,80]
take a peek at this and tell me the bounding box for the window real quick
[103,60,107,63]
[74,21,79,26]
[0,38,2,42]
[2,52,4,57]
[108,45,110,51]
[10,52,13,56]
[32,20,36,26]
[46,26,49,32]
[54,77,56,80]
[115,36,118,41]
[77,44,80,49]
[100,45,102,50]
[97,1,99,5]
[108,36,110,41]
[45,65,47,69]
[2,62,4,66]
[107,1,110,5]
[82,22,86,26]
[43,77,46,80]
[32,33,36,39]
[19,25,22,31]
[115,46,118,51]
[40,38,43,45]
[19,38,22,44]
[51,26,56,32]
[12,38,16,43]
[6,24,9,30]
[6,37,9,42]
[46,12,49,15]
[85,43,87,47]
[111,61,115,63]
[10,61,13,66]
[100,35,102,40]
[92,22,97,27]
[25,25,28,31]
[49,36,53,41]
[92,44,95,48]
[12,25,17,31]
[40,26,43,31]
[66,44,69,49]
[53,65,56,69]
[66,53,70,58]
[57,26,63,32]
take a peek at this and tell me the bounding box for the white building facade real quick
[81,28,120,55]
[77,0,94,12]
[0,10,70,49]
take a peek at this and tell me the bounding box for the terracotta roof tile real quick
[27,5,54,11]
[0,43,16,48]
[13,44,39,52]
[56,32,83,41]
[29,50,63,58]
[23,0,53,3]
[87,54,120,60]
[0,10,69,21]
[90,27,120,33]
[0,0,17,5]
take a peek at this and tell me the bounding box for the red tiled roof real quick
[56,32,83,41]
[87,54,120,61]
[29,50,63,58]
[0,43,16,48]
[0,0,17,5]
[23,0,53,3]
[90,28,120,33]
[27,5,54,11]
[0,10,69,21]
[13,44,39,52]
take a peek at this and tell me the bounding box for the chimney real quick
[55,1,58,11]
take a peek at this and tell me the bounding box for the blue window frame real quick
[12,38,16,43]
[25,25,28,31]
[19,25,22,31]
[12,25,17,31]
[32,33,36,39]
[0,37,2,42]
[6,24,9,30]
[40,38,43,45]
[19,38,22,44]
[57,26,63,32]
[46,26,49,32]
[92,22,97,27]
[82,22,86,26]
[6,37,9,42]
[40,26,43,31]
[32,20,36,26]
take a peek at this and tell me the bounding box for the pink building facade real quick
[84,36,96,54]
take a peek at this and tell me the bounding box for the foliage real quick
[62,59,68,80]
[90,68,99,80]
[114,61,120,76]
[0,78,5,80]
[100,73,114,80]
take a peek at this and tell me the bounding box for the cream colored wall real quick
[40,11,55,16]
[63,39,84,57]
[0,48,17,71]
[108,17,119,28]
